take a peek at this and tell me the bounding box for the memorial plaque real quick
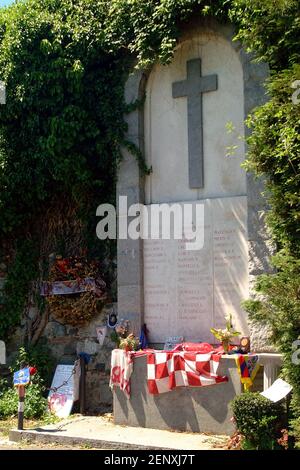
[48,362,80,418]
[144,196,249,343]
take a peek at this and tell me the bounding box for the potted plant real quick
[210,313,240,353]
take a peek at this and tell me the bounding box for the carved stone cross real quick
[172,59,218,188]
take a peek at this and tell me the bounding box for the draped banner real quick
[40,277,106,297]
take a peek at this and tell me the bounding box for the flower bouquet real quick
[210,313,240,353]
[119,334,139,352]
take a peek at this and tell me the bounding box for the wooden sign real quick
[48,363,80,418]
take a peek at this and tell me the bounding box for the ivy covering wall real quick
[231,0,300,441]
[0,0,299,437]
[0,0,231,340]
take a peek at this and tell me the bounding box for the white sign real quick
[261,378,293,403]
[163,336,184,351]
[0,81,5,105]
[0,341,5,364]
[96,326,107,347]
[48,362,80,418]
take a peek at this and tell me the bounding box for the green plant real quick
[291,417,300,449]
[0,1,298,433]
[0,345,54,419]
[0,240,39,340]
[242,254,300,411]
[242,65,300,256]
[230,0,300,70]
[231,0,300,425]
[22,383,48,419]
[0,0,224,340]
[110,329,121,348]
[0,377,8,393]
[240,61,300,418]
[231,392,285,450]
[11,345,55,387]
[0,383,47,419]
[0,387,18,418]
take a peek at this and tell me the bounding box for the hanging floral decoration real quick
[42,255,107,326]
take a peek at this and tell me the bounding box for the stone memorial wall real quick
[144,197,249,343]
[117,18,272,351]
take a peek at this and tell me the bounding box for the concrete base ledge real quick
[114,355,242,435]
[8,416,227,450]
[9,429,166,450]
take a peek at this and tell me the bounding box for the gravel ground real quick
[0,438,101,450]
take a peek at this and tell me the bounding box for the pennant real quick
[96,326,107,347]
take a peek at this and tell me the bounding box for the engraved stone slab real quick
[143,196,249,343]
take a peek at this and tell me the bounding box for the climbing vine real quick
[231,0,300,443]
[0,0,231,340]
[0,240,39,339]
[0,4,299,444]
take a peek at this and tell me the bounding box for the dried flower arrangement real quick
[45,255,107,326]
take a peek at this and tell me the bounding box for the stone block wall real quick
[43,303,117,412]
[5,302,117,413]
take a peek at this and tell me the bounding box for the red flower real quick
[29,366,37,376]
[56,259,69,274]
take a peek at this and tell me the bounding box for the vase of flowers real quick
[119,334,139,352]
[210,314,240,353]
[110,319,139,351]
